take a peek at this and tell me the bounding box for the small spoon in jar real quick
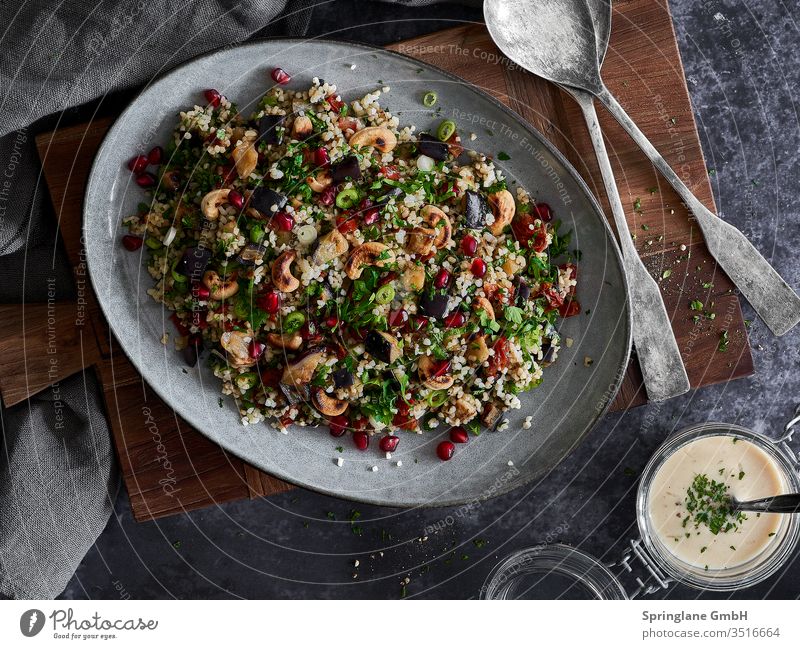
[731,493,800,514]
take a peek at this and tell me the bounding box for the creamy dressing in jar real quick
[648,435,786,570]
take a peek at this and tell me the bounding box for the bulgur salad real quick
[121,69,581,461]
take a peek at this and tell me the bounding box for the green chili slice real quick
[170,260,188,284]
[145,236,163,250]
[375,284,396,305]
[335,188,359,209]
[437,119,456,142]
[249,224,265,244]
[283,310,306,333]
[423,91,437,107]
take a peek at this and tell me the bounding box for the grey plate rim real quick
[83,36,632,508]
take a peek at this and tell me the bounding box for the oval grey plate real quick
[84,39,631,507]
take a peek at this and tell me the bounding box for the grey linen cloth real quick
[0,0,462,599]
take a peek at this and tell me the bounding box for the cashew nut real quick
[281,350,328,388]
[311,229,349,266]
[421,205,452,249]
[417,355,454,391]
[466,335,490,364]
[348,126,397,153]
[473,296,495,321]
[311,386,349,416]
[306,170,332,193]
[220,328,256,368]
[272,250,300,292]
[401,264,425,292]
[201,188,231,220]
[266,331,303,350]
[292,115,313,139]
[406,227,437,256]
[232,142,258,179]
[344,242,395,280]
[202,269,239,300]
[488,189,515,236]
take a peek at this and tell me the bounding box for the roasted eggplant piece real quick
[330,155,361,183]
[177,246,212,281]
[250,186,288,216]
[418,291,449,319]
[364,331,401,364]
[481,401,504,430]
[514,279,531,306]
[464,190,491,229]
[375,186,404,206]
[540,339,557,365]
[278,381,311,406]
[417,133,449,161]
[236,243,267,266]
[258,114,285,145]
[332,366,354,389]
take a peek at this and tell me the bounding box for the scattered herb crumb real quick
[718,330,729,352]
[497,151,510,161]
[662,269,672,280]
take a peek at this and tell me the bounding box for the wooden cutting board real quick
[1,1,753,521]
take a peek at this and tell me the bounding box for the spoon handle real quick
[595,85,800,336]
[735,494,800,514]
[570,88,689,401]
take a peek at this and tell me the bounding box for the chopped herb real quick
[662,269,672,280]
[473,538,488,549]
[702,282,713,289]
[497,151,511,161]
[690,299,704,311]
[633,197,642,212]
[641,223,649,231]
[718,330,729,352]
[336,446,343,453]
[684,473,746,535]
[647,186,658,194]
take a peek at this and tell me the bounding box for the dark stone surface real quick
[61,0,800,599]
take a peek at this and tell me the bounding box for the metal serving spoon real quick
[558,0,688,401]
[731,494,800,514]
[484,0,800,337]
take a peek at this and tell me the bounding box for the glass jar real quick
[481,411,800,600]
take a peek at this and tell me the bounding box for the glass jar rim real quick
[636,422,800,591]
[480,543,627,600]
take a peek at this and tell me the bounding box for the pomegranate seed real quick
[432,360,451,377]
[204,88,222,107]
[127,155,149,174]
[444,311,465,328]
[228,190,244,210]
[121,235,143,251]
[353,430,370,450]
[388,308,408,328]
[329,415,349,437]
[192,283,211,300]
[460,234,478,256]
[436,441,455,461]
[434,269,451,289]
[248,340,266,359]
[449,426,469,444]
[362,208,380,225]
[319,185,337,206]
[325,315,339,328]
[471,258,487,278]
[135,172,157,188]
[147,146,163,165]
[314,147,330,167]
[271,67,291,85]
[272,211,294,231]
[260,291,281,314]
[533,203,553,222]
[379,435,400,452]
